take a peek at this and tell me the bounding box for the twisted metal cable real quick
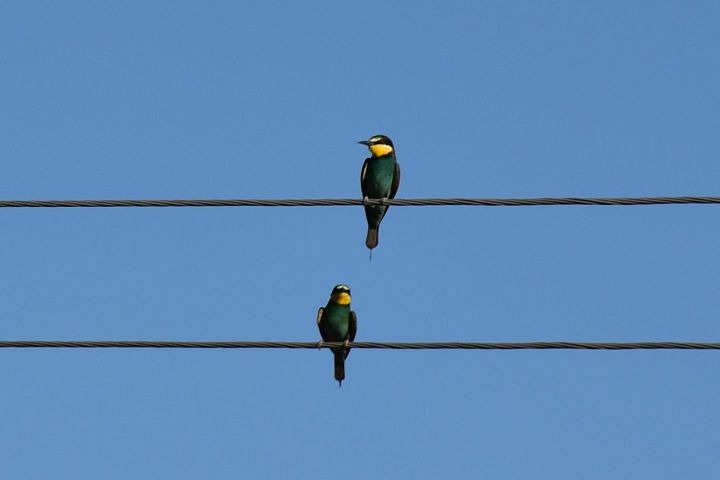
[0,340,718,350]
[1,196,720,208]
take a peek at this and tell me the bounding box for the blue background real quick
[1,1,719,478]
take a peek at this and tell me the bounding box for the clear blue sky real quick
[1,1,719,478]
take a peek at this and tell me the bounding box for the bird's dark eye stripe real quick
[367,135,392,147]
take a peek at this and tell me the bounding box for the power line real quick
[1,196,720,209]
[0,340,718,350]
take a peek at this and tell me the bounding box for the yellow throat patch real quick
[332,292,352,305]
[369,144,394,157]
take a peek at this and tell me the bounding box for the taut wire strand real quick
[1,196,720,208]
[0,340,718,350]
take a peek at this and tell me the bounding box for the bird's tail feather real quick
[333,351,345,386]
[365,228,379,250]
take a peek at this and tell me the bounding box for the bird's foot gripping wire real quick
[316,340,324,350]
[362,196,390,206]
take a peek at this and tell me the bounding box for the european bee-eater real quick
[358,134,401,250]
[317,284,357,386]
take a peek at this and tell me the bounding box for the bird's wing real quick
[317,307,326,339]
[349,310,357,342]
[360,158,370,193]
[389,162,401,199]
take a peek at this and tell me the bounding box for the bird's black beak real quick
[357,140,371,145]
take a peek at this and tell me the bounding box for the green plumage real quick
[317,285,357,386]
[359,135,401,250]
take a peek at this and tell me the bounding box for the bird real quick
[316,284,357,386]
[358,134,401,251]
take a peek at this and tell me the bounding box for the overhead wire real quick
[0,340,718,350]
[2,195,718,353]
[1,196,720,208]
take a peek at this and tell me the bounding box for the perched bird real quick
[316,284,357,386]
[358,134,401,250]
